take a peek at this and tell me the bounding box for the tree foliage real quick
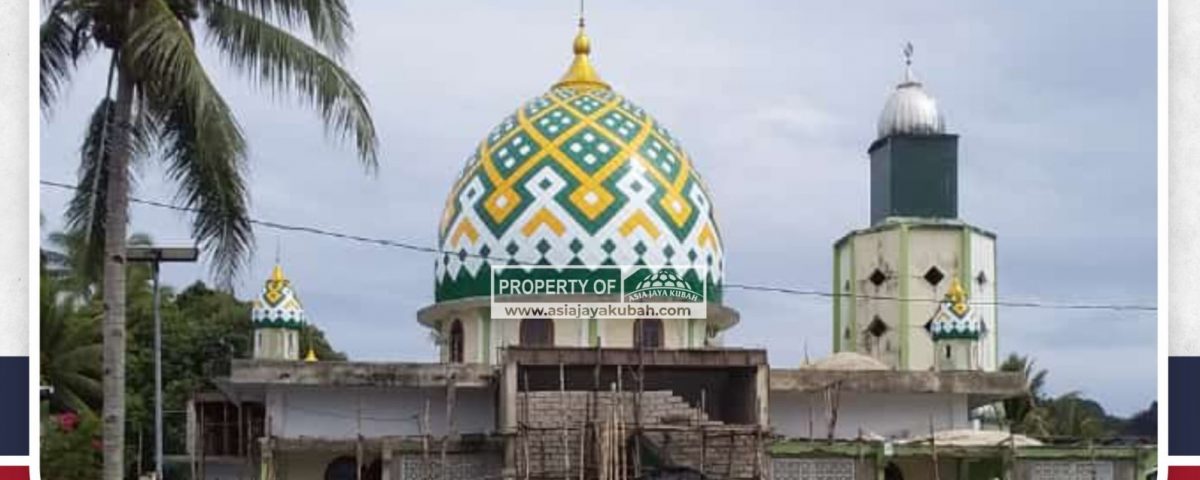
[41,227,346,477]
[1000,352,1155,442]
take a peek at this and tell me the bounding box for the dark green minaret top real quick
[869,48,957,225]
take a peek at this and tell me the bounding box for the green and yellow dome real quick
[435,25,725,302]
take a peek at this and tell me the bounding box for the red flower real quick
[57,411,79,432]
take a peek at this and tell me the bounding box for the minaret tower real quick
[832,44,998,371]
[251,264,313,361]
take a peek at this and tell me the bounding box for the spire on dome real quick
[902,42,917,85]
[553,5,609,90]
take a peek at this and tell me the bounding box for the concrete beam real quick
[769,369,1025,403]
[269,434,502,453]
[502,346,767,367]
[227,359,494,388]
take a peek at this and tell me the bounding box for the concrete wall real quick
[265,386,495,439]
[769,392,970,440]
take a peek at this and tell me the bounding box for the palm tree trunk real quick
[102,65,135,480]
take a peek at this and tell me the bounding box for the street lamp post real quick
[127,246,199,480]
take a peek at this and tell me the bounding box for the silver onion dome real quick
[877,44,945,139]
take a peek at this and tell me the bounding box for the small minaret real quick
[251,264,308,360]
[927,278,983,371]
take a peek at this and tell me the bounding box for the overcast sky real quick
[40,1,1156,415]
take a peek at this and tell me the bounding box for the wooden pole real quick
[930,414,940,480]
[422,398,430,463]
[523,371,531,480]
[357,393,363,480]
[444,369,457,480]
[560,363,570,480]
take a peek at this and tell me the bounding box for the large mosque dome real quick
[434,25,724,303]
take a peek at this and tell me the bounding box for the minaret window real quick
[448,320,465,363]
[923,266,945,286]
[976,271,988,287]
[865,317,888,355]
[520,318,554,347]
[634,318,663,349]
[869,269,887,287]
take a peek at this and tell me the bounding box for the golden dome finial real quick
[554,8,609,90]
[947,277,968,316]
[304,346,318,362]
[270,263,286,283]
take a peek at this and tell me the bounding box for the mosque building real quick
[180,17,1155,480]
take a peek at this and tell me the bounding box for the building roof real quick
[900,429,1042,447]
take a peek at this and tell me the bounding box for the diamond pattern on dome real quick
[435,88,724,302]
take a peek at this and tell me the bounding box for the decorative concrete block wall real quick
[515,390,761,479]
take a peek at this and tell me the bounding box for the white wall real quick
[266,386,495,439]
[769,391,970,440]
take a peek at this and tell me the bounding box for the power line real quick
[40,179,1156,313]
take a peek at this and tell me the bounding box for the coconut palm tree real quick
[1000,353,1047,431]
[41,0,378,476]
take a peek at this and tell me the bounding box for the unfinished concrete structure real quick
[179,20,1155,480]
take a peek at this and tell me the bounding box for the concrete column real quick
[381,443,393,480]
[501,359,518,479]
[755,364,770,428]
[259,437,274,480]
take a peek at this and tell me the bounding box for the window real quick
[864,317,888,355]
[923,266,945,286]
[448,320,465,363]
[634,319,663,349]
[869,269,887,287]
[197,401,265,457]
[945,345,952,359]
[520,318,554,347]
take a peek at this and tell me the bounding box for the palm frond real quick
[203,0,377,169]
[64,97,161,285]
[201,0,351,58]
[126,0,253,284]
[64,97,116,284]
[158,102,254,287]
[40,4,82,110]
